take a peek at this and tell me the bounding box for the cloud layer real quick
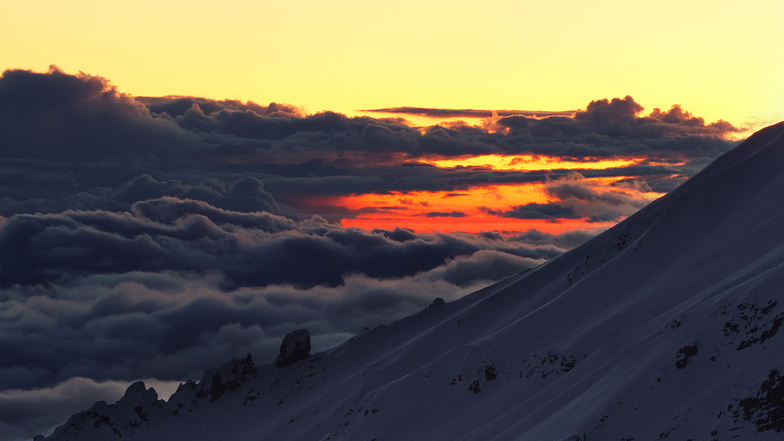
[485,172,653,222]
[0,67,741,440]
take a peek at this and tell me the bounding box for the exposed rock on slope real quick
[276,329,311,367]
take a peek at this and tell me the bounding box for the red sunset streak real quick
[298,154,666,234]
[341,214,616,235]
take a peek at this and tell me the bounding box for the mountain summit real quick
[43,122,784,440]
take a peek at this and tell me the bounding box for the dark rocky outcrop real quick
[675,344,698,369]
[276,329,311,367]
[46,381,163,440]
[196,354,258,402]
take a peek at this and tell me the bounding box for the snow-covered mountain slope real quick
[43,122,784,441]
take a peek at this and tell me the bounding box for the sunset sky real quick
[2,0,782,126]
[0,1,782,440]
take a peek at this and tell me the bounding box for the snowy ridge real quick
[43,122,784,441]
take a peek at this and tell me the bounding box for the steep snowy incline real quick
[44,122,784,441]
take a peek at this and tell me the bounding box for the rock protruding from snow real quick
[429,297,446,308]
[120,380,160,409]
[195,353,258,402]
[47,381,163,440]
[276,329,311,367]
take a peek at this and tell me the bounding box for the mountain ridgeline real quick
[43,122,784,440]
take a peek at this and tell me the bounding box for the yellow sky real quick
[1,0,782,129]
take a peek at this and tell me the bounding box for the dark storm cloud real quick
[160,101,423,156]
[483,173,652,223]
[262,162,686,203]
[510,229,595,249]
[496,96,738,160]
[0,230,552,392]
[425,211,468,218]
[544,174,652,222]
[0,198,566,290]
[127,179,285,217]
[573,95,739,137]
[0,181,573,384]
[0,68,739,215]
[0,67,746,440]
[422,250,542,286]
[375,226,419,242]
[574,95,644,122]
[0,162,288,217]
[0,66,197,161]
[0,378,132,441]
[0,215,564,440]
[483,202,580,220]
[137,89,736,170]
[137,96,302,119]
[362,106,575,119]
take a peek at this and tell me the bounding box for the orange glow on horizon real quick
[330,184,551,213]
[305,178,665,234]
[341,214,616,235]
[416,154,638,171]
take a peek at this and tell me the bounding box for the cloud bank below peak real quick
[0,66,746,440]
